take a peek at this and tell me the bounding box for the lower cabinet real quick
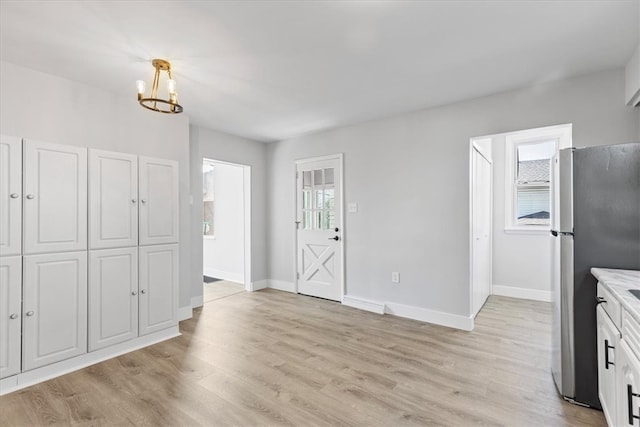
[618,340,640,426]
[22,252,87,371]
[139,244,178,336]
[597,305,620,426]
[89,248,138,351]
[0,256,22,379]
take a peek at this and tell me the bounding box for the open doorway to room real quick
[202,158,252,303]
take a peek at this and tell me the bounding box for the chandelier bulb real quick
[136,80,146,100]
[167,79,177,95]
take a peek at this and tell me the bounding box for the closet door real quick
[89,150,138,249]
[139,157,178,246]
[89,248,138,351]
[0,135,22,256]
[23,251,87,370]
[0,256,22,379]
[23,140,87,254]
[139,244,177,335]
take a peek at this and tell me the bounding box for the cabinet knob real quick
[131,199,137,203]
[141,289,147,294]
[141,199,147,204]
[9,313,18,320]
[25,194,35,200]
[10,193,19,199]
[26,311,35,316]
[131,290,138,296]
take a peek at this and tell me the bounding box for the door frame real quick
[293,153,345,300]
[201,157,252,292]
[468,138,493,319]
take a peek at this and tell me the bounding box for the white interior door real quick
[139,157,178,246]
[296,157,343,301]
[471,147,492,316]
[23,139,87,254]
[22,251,88,371]
[89,149,138,249]
[0,135,22,256]
[89,247,138,351]
[0,256,22,378]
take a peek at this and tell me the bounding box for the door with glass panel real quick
[296,156,342,301]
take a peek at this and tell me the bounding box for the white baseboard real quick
[385,302,474,331]
[191,295,204,308]
[342,295,385,314]
[203,267,244,284]
[178,305,192,321]
[492,284,552,302]
[0,326,179,396]
[251,279,268,291]
[267,279,296,293]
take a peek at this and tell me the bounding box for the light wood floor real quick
[1,291,605,426]
[203,280,244,303]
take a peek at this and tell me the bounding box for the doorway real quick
[470,139,493,317]
[294,154,344,301]
[202,158,251,302]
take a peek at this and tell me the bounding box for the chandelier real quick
[136,59,183,114]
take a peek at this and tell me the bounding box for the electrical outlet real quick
[391,272,400,283]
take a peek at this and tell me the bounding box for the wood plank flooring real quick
[203,280,244,303]
[1,291,605,426]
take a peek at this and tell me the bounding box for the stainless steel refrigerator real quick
[551,142,640,408]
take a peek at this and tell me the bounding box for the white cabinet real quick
[22,252,87,371]
[88,248,138,351]
[23,140,87,254]
[0,135,22,256]
[89,150,138,249]
[598,305,620,427]
[0,256,22,379]
[618,340,640,426]
[139,244,177,336]
[139,157,178,246]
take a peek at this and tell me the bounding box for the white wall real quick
[203,162,245,283]
[0,60,193,310]
[189,125,268,302]
[267,68,639,323]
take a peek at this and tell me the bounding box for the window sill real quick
[503,227,550,236]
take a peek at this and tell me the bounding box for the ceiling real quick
[1,1,638,142]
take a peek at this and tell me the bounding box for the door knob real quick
[26,311,35,316]
[26,194,35,199]
[328,236,339,241]
[10,193,19,199]
[9,313,18,319]
[131,291,138,296]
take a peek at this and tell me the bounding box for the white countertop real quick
[592,268,640,322]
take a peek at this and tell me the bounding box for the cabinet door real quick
[139,244,177,335]
[0,135,22,256]
[89,248,138,351]
[0,256,21,378]
[618,340,640,426]
[89,150,138,249]
[23,140,87,254]
[597,306,620,427]
[139,157,178,245]
[23,252,87,370]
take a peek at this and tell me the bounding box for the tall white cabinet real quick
[0,136,179,391]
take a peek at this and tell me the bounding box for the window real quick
[301,168,335,230]
[504,124,572,233]
[203,161,214,236]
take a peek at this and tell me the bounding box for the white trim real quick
[492,284,552,302]
[178,305,192,321]
[267,280,296,293]
[385,302,474,331]
[191,295,204,308]
[342,295,385,315]
[203,267,244,284]
[503,227,550,235]
[251,279,268,291]
[0,327,179,396]
[293,153,345,300]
